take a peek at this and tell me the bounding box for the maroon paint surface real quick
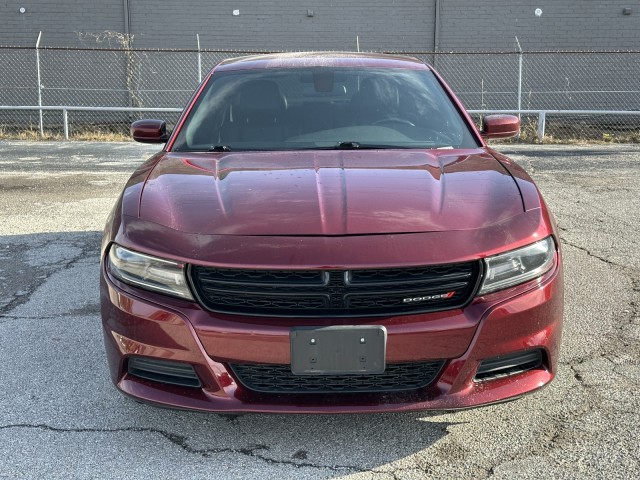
[139,149,523,236]
[481,114,521,139]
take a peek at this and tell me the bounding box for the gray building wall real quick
[438,1,639,51]
[128,1,435,51]
[0,0,124,46]
[0,1,436,50]
[0,1,637,51]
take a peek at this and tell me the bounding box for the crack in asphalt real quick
[0,235,100,323]
[559,236,627,270]
[0,300,98,325]
[0,309,100,322]
[562,190,640,232]
[0,424,366,474]
[0,244,46,317]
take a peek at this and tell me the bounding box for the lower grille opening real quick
[474,349,544,382]
[229,361,445,394]
[127,356,202,388]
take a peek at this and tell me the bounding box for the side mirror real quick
[481,115,520,139]
[131,119,169,143]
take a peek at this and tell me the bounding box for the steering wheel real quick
[372,117,416,127]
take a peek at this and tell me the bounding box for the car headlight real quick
[478,236,556,295]
[107,244,194,300]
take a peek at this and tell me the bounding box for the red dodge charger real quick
[100,52,563,413]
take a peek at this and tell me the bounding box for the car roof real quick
[214,51,430,72]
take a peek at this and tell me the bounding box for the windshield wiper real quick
[205,142,440,152]
[334,141,418,150]
[209,145,232,152]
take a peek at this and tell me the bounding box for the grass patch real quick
[0,126,131,142]
[479,116,640,145]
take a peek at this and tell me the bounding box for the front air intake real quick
[474,349,544,382]
[127,357,201,388]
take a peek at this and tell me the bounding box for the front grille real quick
[189,262,481,317]
[229,361,445,394]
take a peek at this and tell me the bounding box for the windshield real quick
[171,67,479,152]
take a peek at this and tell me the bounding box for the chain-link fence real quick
[1,44,639,142]
[428,51,640,142]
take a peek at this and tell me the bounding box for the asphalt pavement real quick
[0,141,638,479]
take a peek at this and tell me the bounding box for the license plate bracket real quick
[290,325,387,375]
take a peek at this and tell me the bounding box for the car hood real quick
[138,149,524,236]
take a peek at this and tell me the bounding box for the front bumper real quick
[100,257,563,413]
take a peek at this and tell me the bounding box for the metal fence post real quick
[35,31,44,137]
[433,0,441,68]
[537,111,546,142]
[196,34,202,83]
[515,37,523,115]
[63,109,69,140]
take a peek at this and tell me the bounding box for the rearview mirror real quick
[481,115,520,139]
[131,119,169,143]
